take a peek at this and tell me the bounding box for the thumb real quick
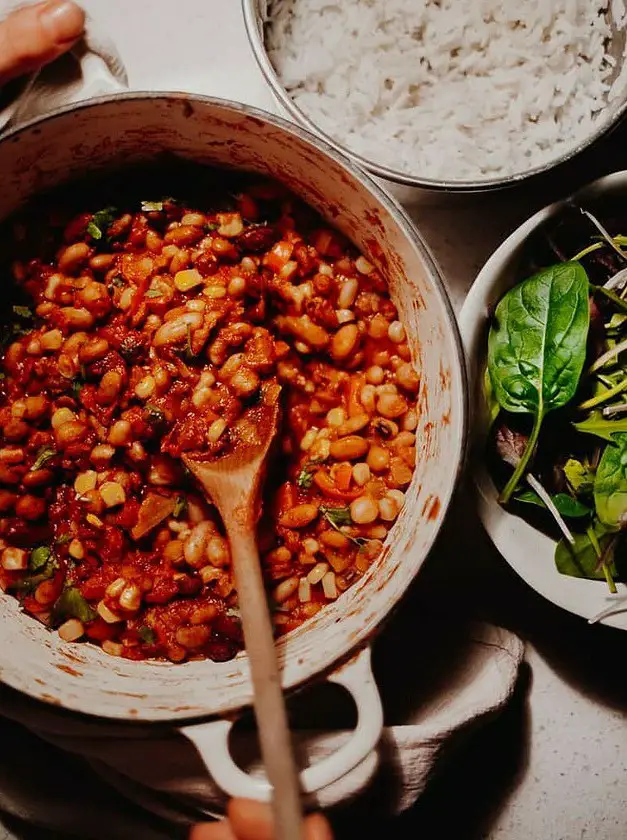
[0,0,85,85]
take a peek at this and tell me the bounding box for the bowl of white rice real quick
[243,0,627,191]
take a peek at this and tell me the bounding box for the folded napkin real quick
[0,612,524,840]
[0,0,127,134]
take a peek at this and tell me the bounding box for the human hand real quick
[0,0,85,86]
[190,799,333,840]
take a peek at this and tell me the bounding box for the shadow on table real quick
[425,486,627,712]
[331,663,530,840]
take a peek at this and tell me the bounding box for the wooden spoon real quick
[183,380,304,840]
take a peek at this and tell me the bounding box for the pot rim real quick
[241,0,627,193]
[0,91,468,721]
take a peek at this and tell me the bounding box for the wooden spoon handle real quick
[227,524,304,840]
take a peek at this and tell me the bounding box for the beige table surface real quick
[2,2,627,838]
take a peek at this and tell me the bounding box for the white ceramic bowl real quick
[459,171,627,630]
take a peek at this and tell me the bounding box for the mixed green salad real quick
[486,204,627,592]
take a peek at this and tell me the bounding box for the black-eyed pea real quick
[184,522,212,568]
[393,431,416,448]
[273,576,299,603]
[100,481,126,508]
[100,371,123,402]
[337,277,359,309]
[24,395,48,420]
[337,413,370,435]
[378,495,400,521]
[40,329,63,351]
[163,540,185,565]
[326,407,347,427]
[58,242,90,274]
[366,365,385,385]
[176,624,211,649]
[402,409,418,432]
[367,445,390,473]
[164,225,204,246]
[352,462,371,487]
[230,367,260,398]
[349,495,378,524]
[108,419,132,447]
[368,314,389,340]
[89,253,115,272]
[330,323,359,361]
[395,363,420,392]
[58,619,84,642]
[190,604,219,626]
[79,337,109,364]
[329,435,369,460]
[388,320,406,343]
[360,384,377,413]
[61,306,94,330]
[279,503,319,529]
[55,420,87,448]
[377,392,408,419]
[206,536,230,568]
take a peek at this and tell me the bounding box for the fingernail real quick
[40,0,85,44]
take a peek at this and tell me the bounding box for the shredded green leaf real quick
[56,533,73,545]
[29,546,52,571]
[138,625,157,644]
[87,207,118,241]
[12,305,33,320]
[297,466,316,489]
[144,289,162,298]
[111,275,125,288]
[30,446,56,472]
[173,495,187,518]
[52,586,97,625]
[320,505,352,528]
[141,201,163,213]
[144,404,165,425]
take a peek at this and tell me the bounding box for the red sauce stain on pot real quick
[56,663,82,677]
[421,494,441,521]
[39,693,61,705]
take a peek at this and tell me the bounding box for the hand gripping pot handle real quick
[181,646,383,799]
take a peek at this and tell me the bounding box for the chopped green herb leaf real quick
[52,586,97,625]
[205,221,219,231]
[13,557,57,594]
[138,625,157,644]
[144,404,165,425]
[320,505,352,528]
[87,207,118,241]
[144,289,162,298]
[297,466,316,489]
[30,545,52,571]
[56,533,73,545]
[30,445,56,472]
[141,201,164,213]
[173,495,187,518]
[111,275,125,288]
[12,305,33,319]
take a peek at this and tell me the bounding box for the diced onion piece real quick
[174,268,204,292]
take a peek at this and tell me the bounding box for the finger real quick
[0,0,86,85]
[227,799,274,840]
[305,813,334,840]
[227,799,335,840]
[189,820,238,840]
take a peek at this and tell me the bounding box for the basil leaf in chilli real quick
[488,262,590,502]
[29,545,52,571]
[138,626,156,644]
[320,505,352,528]
[30,445,56,472]
[87,207,117,241]
[141,201,163,213]
[52,587,97,625]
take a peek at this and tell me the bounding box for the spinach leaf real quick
[87,207,117,241]
[12,305,33,320]
[563,458,594,495]
[573,411,627,443]
[515,490,591,518]
[52,587,97,625]
[488,262,590,502]
[555,522,618,582]
[483,365,500,428]
[594,432,627,528]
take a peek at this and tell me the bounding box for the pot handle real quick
[180,646,383,800]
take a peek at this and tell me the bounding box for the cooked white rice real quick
[265,0,627,182]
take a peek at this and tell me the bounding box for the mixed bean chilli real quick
[0,174,419,664]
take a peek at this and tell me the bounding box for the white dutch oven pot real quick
[0,93,466,800]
